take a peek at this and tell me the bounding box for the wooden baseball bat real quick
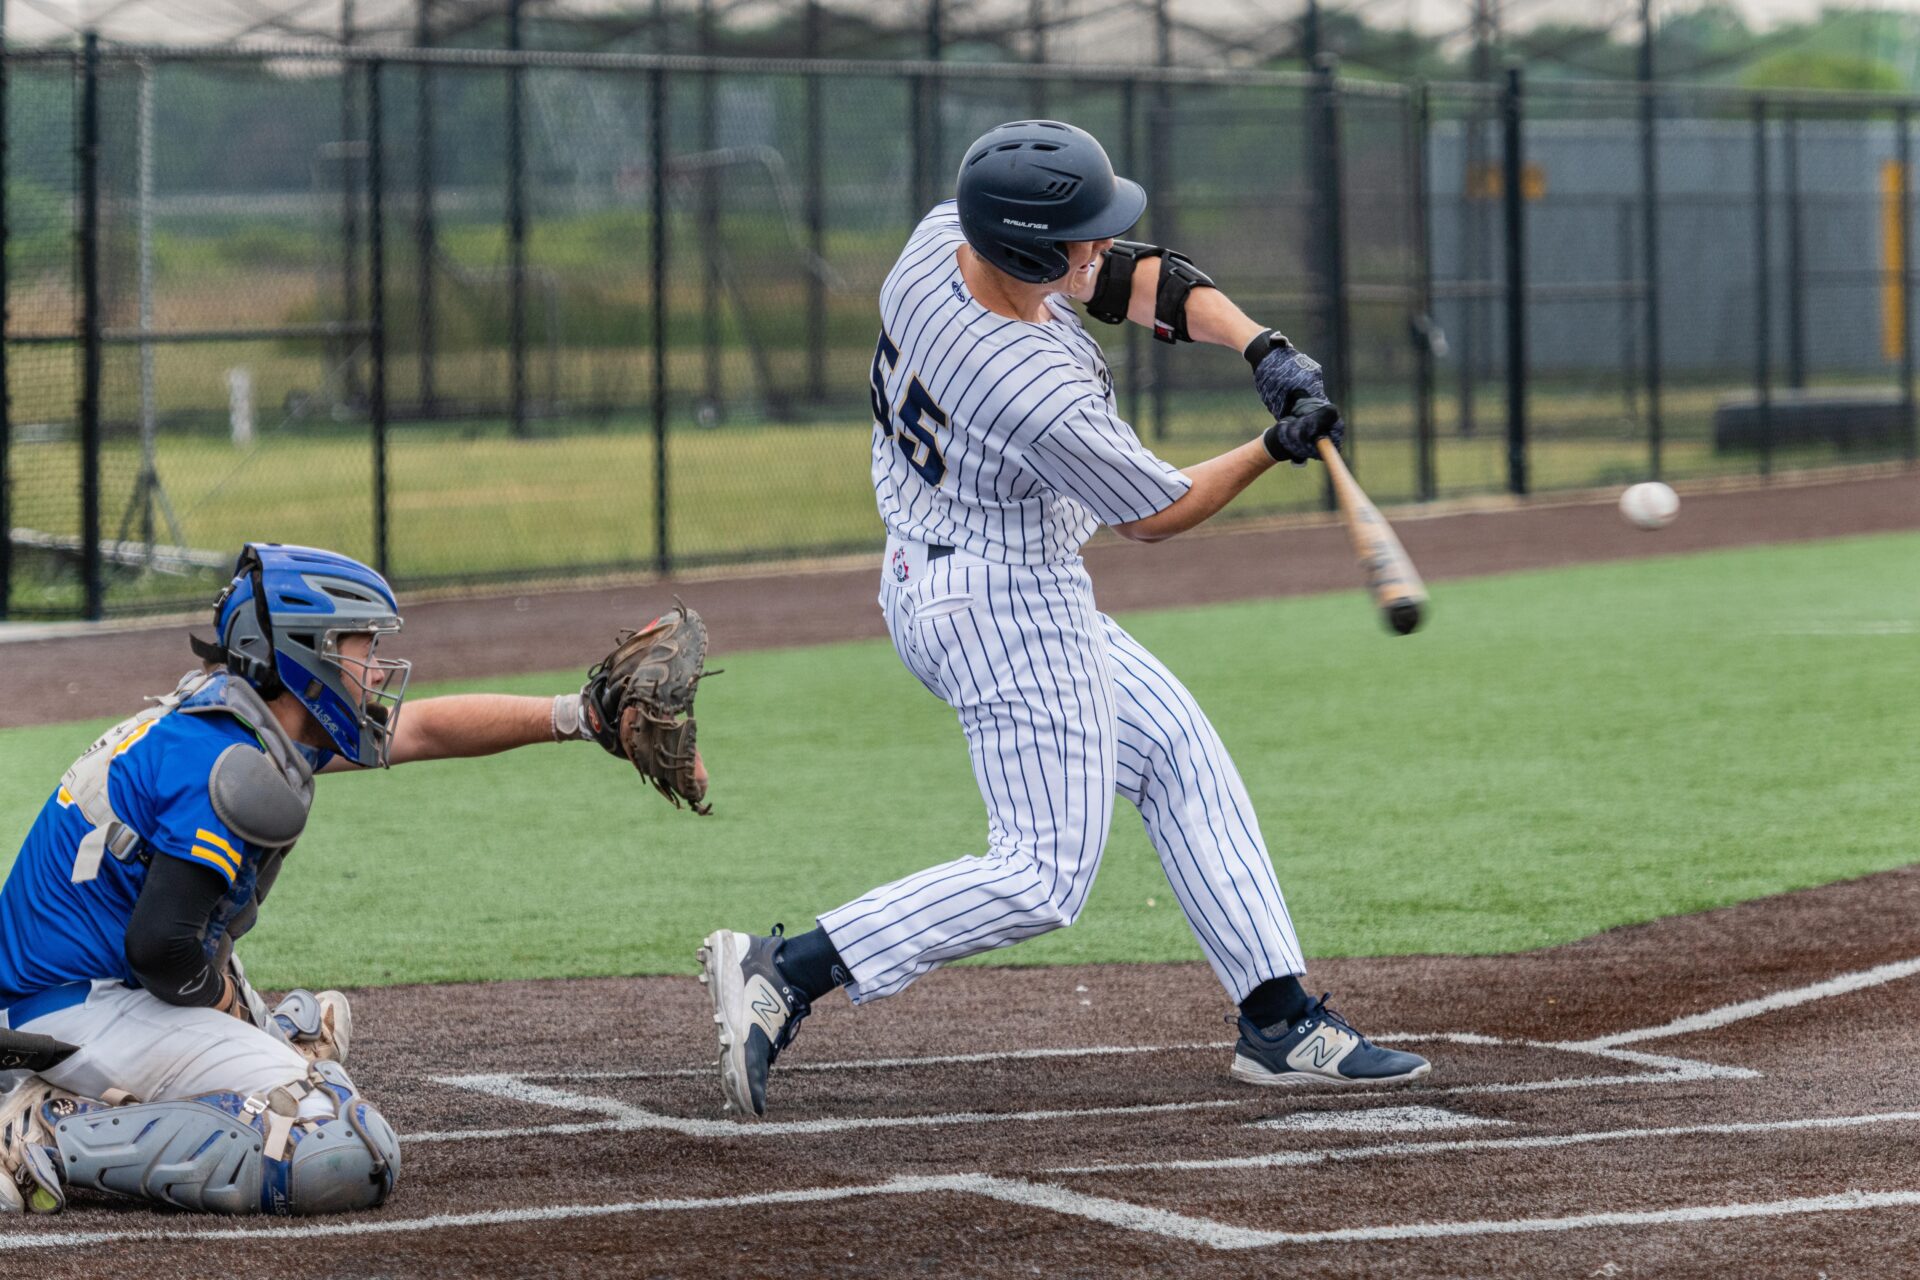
[1316,438,1428,635]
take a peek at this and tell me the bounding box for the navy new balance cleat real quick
[697,927,812,1119]
[1231,994,1431,1088]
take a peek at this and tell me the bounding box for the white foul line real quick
[0,1175,968,1252]
[10,1165,1920,1253]
[1044,1107,1920,1175]
[1569,955,1920,1050]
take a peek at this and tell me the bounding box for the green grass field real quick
[3,530,1915,991]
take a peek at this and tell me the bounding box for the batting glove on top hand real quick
[1246,328,1327,421]
[1261,396,1345,466]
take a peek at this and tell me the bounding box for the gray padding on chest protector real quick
[209,744,310,848]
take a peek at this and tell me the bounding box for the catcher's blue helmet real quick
[954,119,1147,285]
[204,543,410,767]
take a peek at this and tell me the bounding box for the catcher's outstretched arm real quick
[325,692,706,791]
[383,693,563,765]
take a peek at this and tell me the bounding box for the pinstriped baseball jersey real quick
[870,201,1191,563]
[816,204,1307,1010]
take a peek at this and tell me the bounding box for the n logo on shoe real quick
[1288,1026,1357,1073]
[746,976,787,1042]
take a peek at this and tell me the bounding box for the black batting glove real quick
[1246,328,1327,421]
[1261,396,1345,466]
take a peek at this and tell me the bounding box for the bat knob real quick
[1385,600,1423,636]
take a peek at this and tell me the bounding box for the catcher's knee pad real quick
[270,987,353,1066]
[48,1060,399,1216]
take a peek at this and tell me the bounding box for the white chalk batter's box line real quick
[7,956,1919,1255]
[415,953,1920,1145]
[416,1035,1747,1143]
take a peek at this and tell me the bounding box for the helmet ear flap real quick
[210,543,286,701]
[993,238,1068,285]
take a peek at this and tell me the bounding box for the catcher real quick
[0,542,711,1217]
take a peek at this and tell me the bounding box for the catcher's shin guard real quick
[50,1060,399,1215]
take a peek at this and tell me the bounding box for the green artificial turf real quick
[2,530,1916,990]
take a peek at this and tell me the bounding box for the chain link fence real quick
[4,44,1917,619]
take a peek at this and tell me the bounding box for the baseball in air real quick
[1619,481,1680,531]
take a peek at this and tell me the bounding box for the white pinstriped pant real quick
[820,544,1304,1005]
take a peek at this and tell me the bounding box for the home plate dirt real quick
[9,863,1920,1278]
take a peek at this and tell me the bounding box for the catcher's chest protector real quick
[58,671,315,930]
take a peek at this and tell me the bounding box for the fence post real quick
[369,58,390,577]
[1411,82,1436,503]
[651,66,670,575]
[1146,79,1170,441]
[507,0,528,437]
[79,33,103,619]
[697,10,720,419]
[804,6,826,404]
[1752,98,1773,479]
[414,1,436,416]
[1784,109,1805,390]
[1639,80,1664,479]
[908,73,928,223]
[1120,77,1143,430]
[925,0,943,197]
[338,13,362,407]
[1899,104,1915,464]
[1500,64,1527,497]
[1311,54,1352,485]
[0,33,11,619]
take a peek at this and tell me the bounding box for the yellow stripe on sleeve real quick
[188,845,239,880]
[195,829,241,864]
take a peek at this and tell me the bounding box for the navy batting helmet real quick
[955,120,1147,285]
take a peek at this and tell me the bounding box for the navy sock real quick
[774,926,849,1003]
[1240,976,1312,1030]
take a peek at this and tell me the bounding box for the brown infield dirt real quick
[4,466,1920,1277]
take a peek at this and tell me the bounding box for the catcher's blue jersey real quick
[0,710,316,1004]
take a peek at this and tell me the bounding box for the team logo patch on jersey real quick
[950,280,967,304]
[890,548,912,583]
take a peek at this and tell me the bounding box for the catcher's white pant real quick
[9,980,335,1122]
[820,540,1305,1004]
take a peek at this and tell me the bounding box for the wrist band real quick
[551,692,589,742]
[1244,328,1294,369]
[1260,421,1290,464]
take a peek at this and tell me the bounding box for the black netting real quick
[7,49,1915,619]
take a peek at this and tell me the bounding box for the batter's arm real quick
[1071,252,1266,353]
[1111,437,1276,543]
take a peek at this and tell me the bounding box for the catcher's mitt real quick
[584,601,715,814]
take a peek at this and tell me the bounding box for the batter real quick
[700,119,1430,1119]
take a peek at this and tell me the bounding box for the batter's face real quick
[1060,237,1115,301]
